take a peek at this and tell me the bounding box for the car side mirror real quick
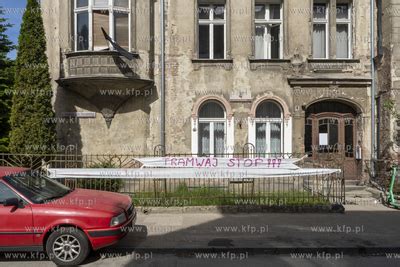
[4,198,21,208]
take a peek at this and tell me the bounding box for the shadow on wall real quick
[54,86,83,155]
[54,84,159,154]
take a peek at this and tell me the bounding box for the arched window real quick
[198,101,226,156]
[255,101,283,155]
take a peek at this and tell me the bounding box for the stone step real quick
[346,190,375,198]
[344,180,362,186]
[344,197,382,205]
[345,185,367,192]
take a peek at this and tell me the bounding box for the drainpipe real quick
[376,0,383,159]
[370,0,376,177]
[160,0,166,156]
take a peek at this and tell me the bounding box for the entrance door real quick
[304,101,359,179]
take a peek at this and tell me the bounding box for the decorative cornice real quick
[288,77,372,87]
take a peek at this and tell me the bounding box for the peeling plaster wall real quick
[41,0,373,172]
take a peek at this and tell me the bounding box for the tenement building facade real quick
[41,0,373,180]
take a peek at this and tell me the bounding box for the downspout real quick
[160,0,166,155]
[370,0,376,177]
[376,0,383,158]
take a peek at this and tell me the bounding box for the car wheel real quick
[46,227,90,266]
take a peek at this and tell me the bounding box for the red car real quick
[0,167,136,266]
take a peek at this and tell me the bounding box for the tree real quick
[9,0,57,154]
[0,7,14,152]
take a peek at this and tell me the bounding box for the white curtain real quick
[256,123,267,154]
[255,26,266,59]
[270,122,282,154]
[214,123,225,156]
[199,123,210,155]
[313,24,326,58]
[336,25,349,58]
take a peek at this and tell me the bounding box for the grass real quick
[131,183,331,207]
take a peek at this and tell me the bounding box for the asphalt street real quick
[1,204,400,267]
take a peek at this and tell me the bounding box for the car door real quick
[0,181,34,247]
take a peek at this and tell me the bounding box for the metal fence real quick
[0,153,345,206]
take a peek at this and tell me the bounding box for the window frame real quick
[312,1,329,59]
[254,101,284,154]
[198,101,227,156]
[254,1,283,59]
[198,3,227,59]
[74,0,132,52]
[335,2,352,59]
[318,118,339,153]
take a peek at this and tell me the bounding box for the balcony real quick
[57,51,154,128]
[59,50,152,89]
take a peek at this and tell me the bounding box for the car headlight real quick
[110,212,127,227]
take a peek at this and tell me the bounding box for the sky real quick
[1,0,27,59]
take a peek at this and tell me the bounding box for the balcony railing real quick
[61,50,142,79]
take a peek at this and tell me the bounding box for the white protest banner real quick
[134,157,307,169]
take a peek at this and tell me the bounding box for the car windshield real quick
[3,170,72,204]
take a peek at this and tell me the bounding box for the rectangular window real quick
[114,13,129,49]
[74,0,131,51]
[214,122,225,155]
[318,119,339,153]
[94,0,109,8]
[336,3,351,59]
[114,0,129,8]
[255,122,282,155]
[270,122,282,153]
[254,2,283,59]
[93,10,110,50]
[76,0,88,8]
[76,12,89,51]
[199,123,211,155]
[198,3,226,59]
[313,2,329,59]
[199,25,210,58]
[345,120,354,157]
[198,122,225,156]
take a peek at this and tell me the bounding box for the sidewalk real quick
[115,204,400,253]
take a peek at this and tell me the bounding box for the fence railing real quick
[57,174,344,207]
[0,153,345,206]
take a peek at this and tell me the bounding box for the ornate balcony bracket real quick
[57,77,154,128]
[57,51,154,128]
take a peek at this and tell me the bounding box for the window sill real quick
[248,58,291,71]
[65,50,139,59]
[307,59,360,63]
[192,59,234,70]
[307,59,361,73]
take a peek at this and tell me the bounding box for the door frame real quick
[307,112,356,158]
